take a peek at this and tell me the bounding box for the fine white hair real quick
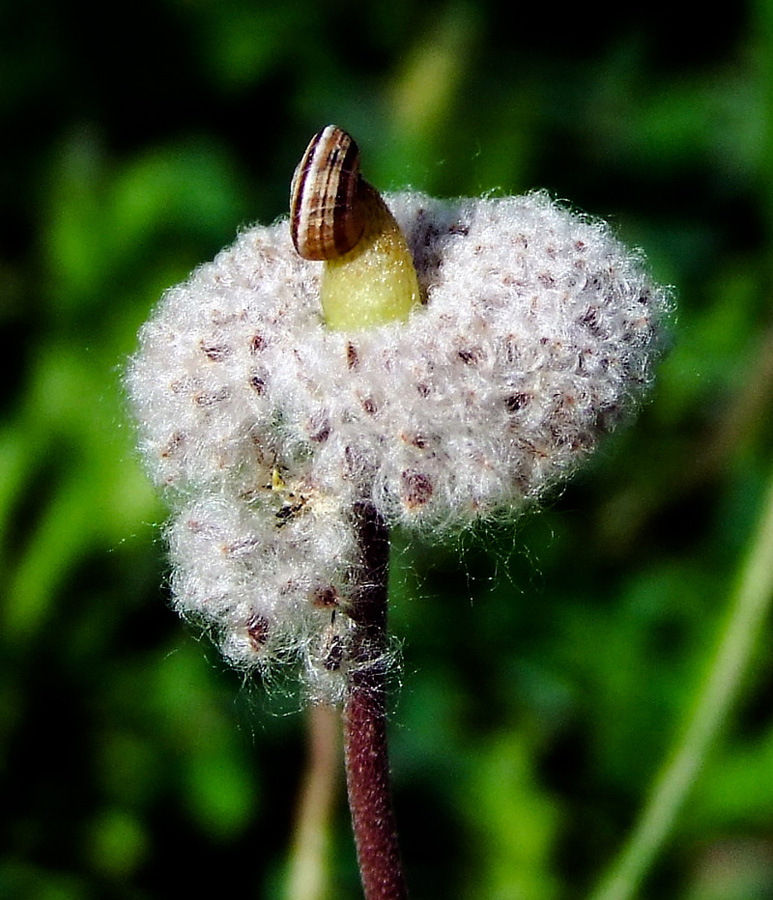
[127,191,671,701]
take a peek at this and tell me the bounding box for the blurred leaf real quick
[465,731,561,900]
[86,807,149,878]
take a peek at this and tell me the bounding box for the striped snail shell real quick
[290,125,366,260]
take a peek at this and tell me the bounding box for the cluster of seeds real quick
[127,190,670,699]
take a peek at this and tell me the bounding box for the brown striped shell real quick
[290,125,366,260]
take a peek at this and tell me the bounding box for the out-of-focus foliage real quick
[2,1,773,899]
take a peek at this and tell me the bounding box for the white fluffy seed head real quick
[127,190,671,698]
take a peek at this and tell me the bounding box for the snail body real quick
[290,125,421,330]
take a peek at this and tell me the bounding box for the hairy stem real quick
[343,500,408,900]
[589,464,773,900]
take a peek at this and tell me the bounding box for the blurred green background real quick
[3,1,773,898]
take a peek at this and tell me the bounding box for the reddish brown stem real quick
[343,501,409,900]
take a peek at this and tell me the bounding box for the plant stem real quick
[285,702,340,900]
[343,500,409,900]
[589,464,773,900]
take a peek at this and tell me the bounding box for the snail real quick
[290,125,365,260]
[290,125,421,331]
